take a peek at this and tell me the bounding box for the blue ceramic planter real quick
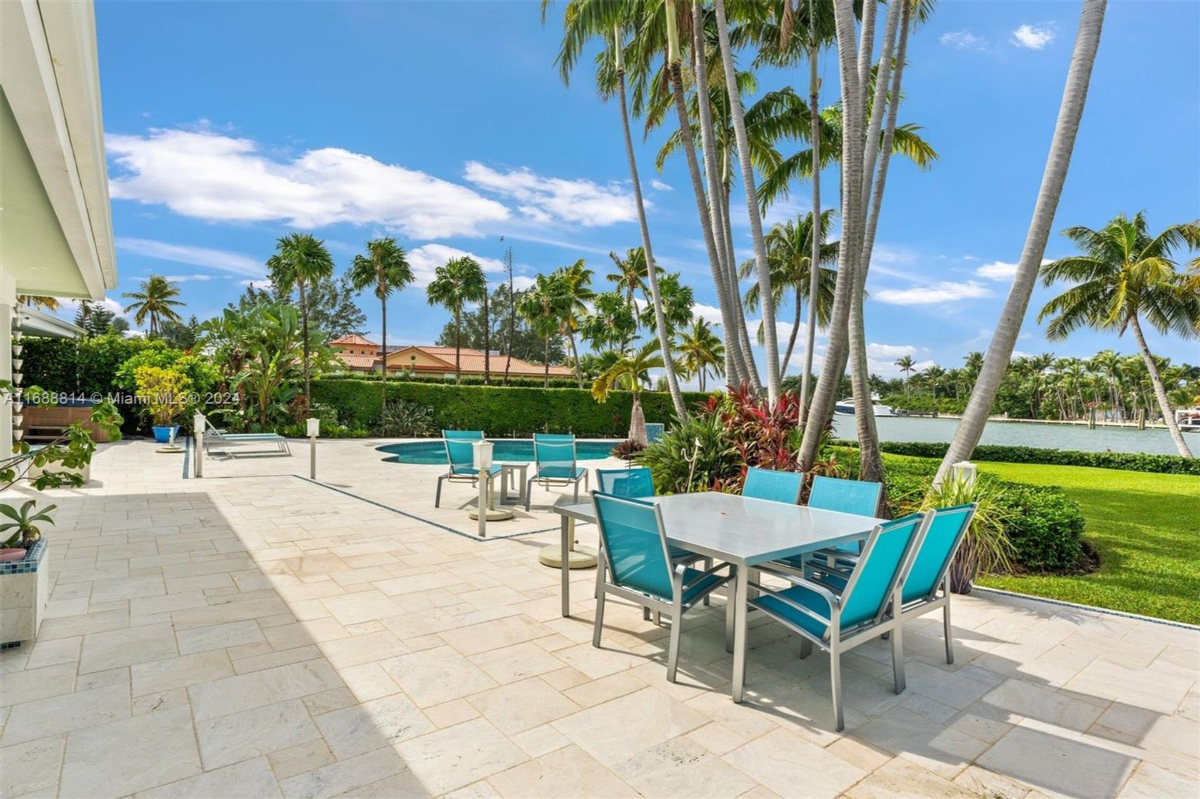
[152,425,179,444]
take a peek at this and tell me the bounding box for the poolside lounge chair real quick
[742,467,805,504]
[749,512,929,731]
[435,430,503,508]
[591,492,735,682]
[525,433,589,510]
[202,426,290,457]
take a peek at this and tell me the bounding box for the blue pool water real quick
[379,439,620,464]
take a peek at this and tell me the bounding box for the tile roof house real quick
[328,336,574,379]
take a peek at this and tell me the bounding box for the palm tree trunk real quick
[800,0,863,472]
[936,0,1108,483]
[781,285,802,374]
[714,0,780,404]
[629,392,647,445]
[690,3,742,388]
[569,330,584,389]
[299,281,311,408]
[1130,314,1193,457]
[543,337,550,389]
[722,174,761,388]
[380,288,388,409]
[454,306,462,384]
[801,39,821,423]
[482,289,490,386]
[615,41,687,420]
[505,252,515,386]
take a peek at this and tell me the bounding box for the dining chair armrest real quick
[676,560,733,592]
[754,566,843,609]
[808,547,860,569]
[750,582,835,629]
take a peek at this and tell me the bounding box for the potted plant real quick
[0,389,121,645]
[134,364,192,444]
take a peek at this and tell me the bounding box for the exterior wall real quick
[0,270,13,460]
[384,348,453,373]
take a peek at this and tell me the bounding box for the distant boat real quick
[1177,409,1200,433]
[834,396,896,417]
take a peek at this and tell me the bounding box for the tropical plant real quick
[555,259,595,387]
[17,295,60,312]
[133,365,193,428]
[0,389,122,493]
[426,256,488,384]
[267,233,336,409]
[121,275,184,336]
[159,316,201,350]
[0,500,57,550]
[591,340,665,444]
[1037,213,1200,457]
[377,398,436,438]
[640,413,738,494]
[349,237,414,404]
[938,0,1108,483]
[581,292,639,353]
[518,272,570,388]
[676,317,725,392]
[695,382,805,490]
[610,438,646,461]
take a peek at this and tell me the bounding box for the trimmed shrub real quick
[311,378,709,438]
[832,439,1200,476]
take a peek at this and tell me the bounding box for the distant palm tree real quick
[348,238,414,407]
[895,355,916,391]
[267,233,335,407]
[1038,212,1200,457]
[923,365,947,400]
[17,295,61,312]
[426,257,488,384]
[556,260,595,388]
[122,275,183,337]
[607,248,651,307]
[677,317,725,392]
[518,273,569,388]
[592,340,665,444]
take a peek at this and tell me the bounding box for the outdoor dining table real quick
[553,492,884,702]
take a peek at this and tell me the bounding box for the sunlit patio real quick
[1,439,1196,799]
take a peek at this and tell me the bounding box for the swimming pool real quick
[378,439,621,464]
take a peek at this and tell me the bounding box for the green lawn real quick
[967,461,1200,625]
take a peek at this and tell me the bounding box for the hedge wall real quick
[312,377,712,437]
[832,439,1200,476]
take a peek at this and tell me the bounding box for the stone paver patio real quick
[1,439,1196,798]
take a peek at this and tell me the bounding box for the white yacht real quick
[834,395,896,417]
[1177,409,1200,433]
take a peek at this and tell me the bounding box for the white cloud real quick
[107,127,511,238]
[1011,24,1055,50]
[464,161,638,228]
[693,303,725,327]
[650,179,673,192]
[511,275,537,291]
[161,274,213,283]
[976,260,1019,281]
[238,279,274,290]
[57,296,126,317]
[874,281,992,305]
[940,30,981,49]
[866,343,918,359]
[406,243,508,288]
[116,237,263,277]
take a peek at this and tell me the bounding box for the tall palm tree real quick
[677,317,725,392]
[938,0,1108,483]
[556,259,595,388]
[592,340,665,444]
[895,354,915,391]
[348,237,414,408]
[518,273,569,388]
[266,233,335,408]
[607,248,651,307]
[1037,213,1199,457]
[739,210,838,374]
[121,275,184,337]
[426,256,488,384]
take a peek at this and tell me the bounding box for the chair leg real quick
[592,586,607,648]
[573,479,580,504]
[593,542,606,599]
[435,476,444,508]
[891,622,906,694]
[943,602,954,665]
[653,610,661,626]
[525,477,535,512]
[799,637,813,659]
[666,602,684,683]
[643,607,651,621]
[830,645,844,732]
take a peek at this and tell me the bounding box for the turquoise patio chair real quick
[596,467,655,498]
[807,475,883,557]
[592,492,735,682]
[435,430,502,507]
[742,467,805,504]
[525,434,589,510]
[896,503,976,664]
[645,423,665,443]
[748,512,930,731]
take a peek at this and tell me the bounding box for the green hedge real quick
[833,439,1200,476]
[311,378,711,437]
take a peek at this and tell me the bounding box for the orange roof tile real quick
[329,334,376,347]
[333,344,573,378]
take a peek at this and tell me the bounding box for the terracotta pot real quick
[0,548,28,562]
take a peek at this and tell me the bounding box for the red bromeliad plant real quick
[698,382,803,492]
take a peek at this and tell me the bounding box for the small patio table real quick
[553,493,883,702]
[496,462,528,505]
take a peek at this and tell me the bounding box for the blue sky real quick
[90,0,1199,378]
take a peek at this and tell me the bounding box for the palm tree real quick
[266,233,335,408]
[556,259,595,388]
[607,248,651,307]
[426,256,488,384]
[17,295,61,312]
[348,237,414,407]
[1037,213,1199,457]
[518,273,569,388]
[895,355,915,390]
[677,317,725,392]
[592,340,665,445]
[121,275,184,337]
[924,365,947,400]
[739,210,838,374]
[938,0,1108,483]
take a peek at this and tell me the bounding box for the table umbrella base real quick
[539,544,597,569]
[468,507,514,522]
[156,445,184,454]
